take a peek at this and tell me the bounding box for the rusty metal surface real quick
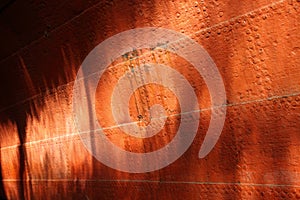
[0,0,300,199]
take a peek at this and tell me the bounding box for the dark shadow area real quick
[15,105,32,200]
[0,151,7,199]
[0,0,15,14]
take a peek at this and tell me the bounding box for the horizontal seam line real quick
[0,91,299,151]
[2,179,300,188]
